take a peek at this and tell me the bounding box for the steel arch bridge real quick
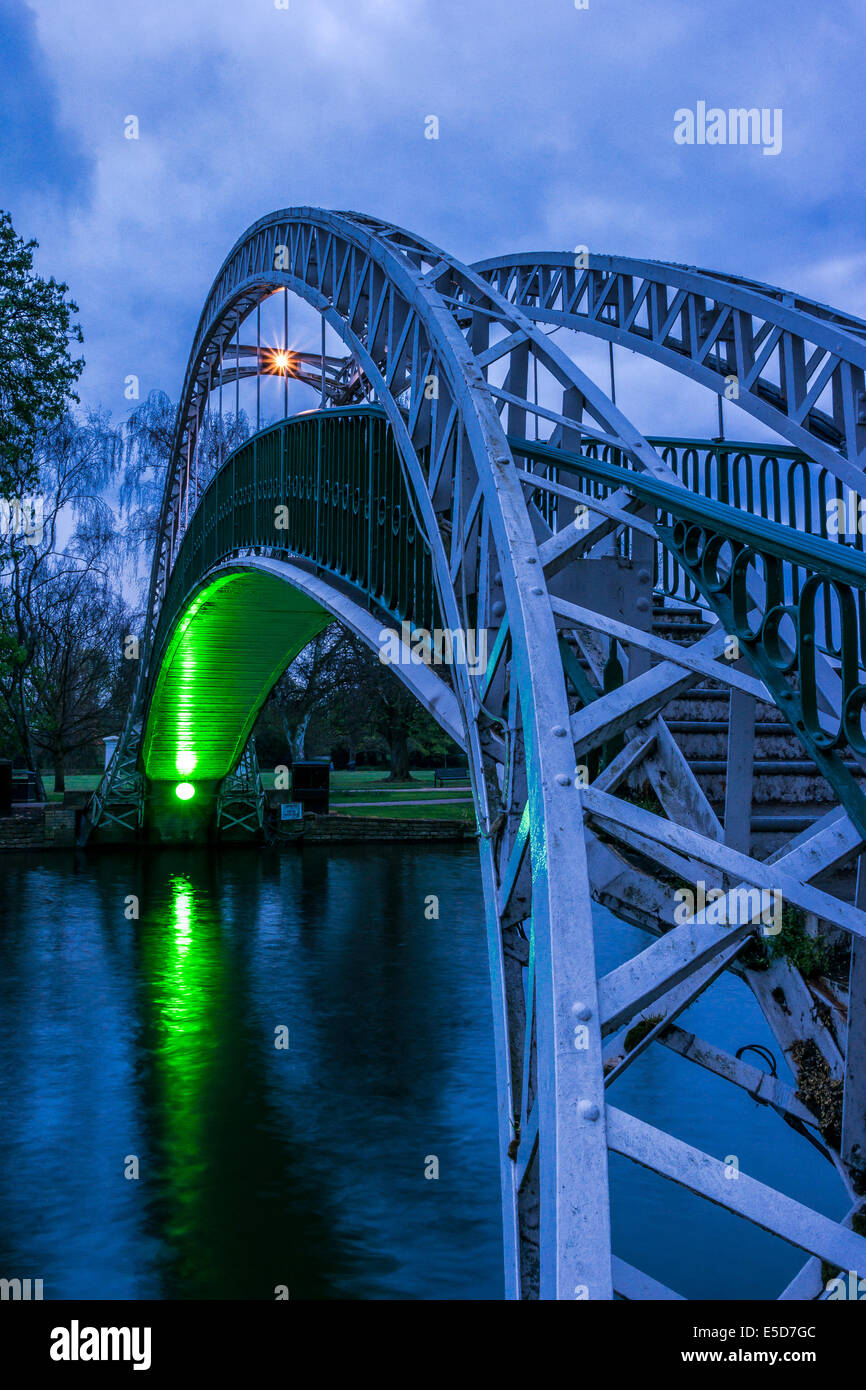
[89,207,866,1301]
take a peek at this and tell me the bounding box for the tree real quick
[262,625,457,777]
[270,627,341,760]
[27,567,134,792]
[0,211,84,494]
[121,391,250,605]
[330,633,452,780]
[0,410,121,796]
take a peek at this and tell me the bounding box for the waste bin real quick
[290,760,330,815]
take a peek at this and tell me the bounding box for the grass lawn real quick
[42,773,101,802]
[264,769,470,797]
[332,801,475,824]
[330,790,470,804]
[40,769,474,823]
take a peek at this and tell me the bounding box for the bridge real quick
[87,207,866,1300]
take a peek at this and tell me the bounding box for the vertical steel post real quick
[284,289,288,418]
[724,685,756,855]
[843,858,866,1184]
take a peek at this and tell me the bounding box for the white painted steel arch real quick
[125,210,866,1301]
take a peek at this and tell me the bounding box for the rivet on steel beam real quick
[578,1100,600,1122]
[572,1001,592,1020]
[552,725,567,737]
[530,586,543,595]
[555,773,571,786]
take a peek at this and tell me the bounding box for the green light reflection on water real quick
[147,873,225,1217]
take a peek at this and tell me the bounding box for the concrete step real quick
[667,728,795,739]
[667,722,826,761]
[652,619,713,640]
[568,604,864,836]
[667,692,784,722]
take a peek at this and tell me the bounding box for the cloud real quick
[0,0,94,222]
[6,0,865,437]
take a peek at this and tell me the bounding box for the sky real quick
[3,0,866,441]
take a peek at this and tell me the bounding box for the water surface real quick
[0,843,845,1299]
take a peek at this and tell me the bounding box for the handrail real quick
[508,432,866,836]
[507,435,866,592]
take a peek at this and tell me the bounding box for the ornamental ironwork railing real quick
[510,433,866,838]
[578,435,866,608]
[148,406,440,689]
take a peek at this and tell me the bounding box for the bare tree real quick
[328,633,451,781]
[120,390,250,603]
[270,627,341,760]
[27,568,134,792]
[0,410,120,796]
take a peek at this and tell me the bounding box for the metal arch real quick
[149,213,696,643]
[143,207,660,1300]
[248,556,465,746]
[145,549,466,770]
[115,208,866,1301]
[471,251,866,488]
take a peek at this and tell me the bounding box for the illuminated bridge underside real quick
[91,206,866,1302]
[142,570,329,783]
[142,554,463,784]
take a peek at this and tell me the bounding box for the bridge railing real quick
[152,405,866,736]
[533,434,866,646]
[150,407,440,684]
[509,434,866,837]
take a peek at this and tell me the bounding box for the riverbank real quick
[0,768,476,849]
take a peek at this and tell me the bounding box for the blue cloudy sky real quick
[3,0,865,437]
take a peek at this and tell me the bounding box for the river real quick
[0,842,845,1299]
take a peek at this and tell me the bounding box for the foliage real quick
[767,905,846,981]
[26,566,134,790]
[323,632,455,779]
[119,391,250,603]
[260,626,458,777]
[0,211,84,493]
[0,410,127,793]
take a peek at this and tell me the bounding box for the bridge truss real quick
[93,208,866,1299]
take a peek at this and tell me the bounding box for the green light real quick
[176,782,196,801]
[141,571,331,782]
